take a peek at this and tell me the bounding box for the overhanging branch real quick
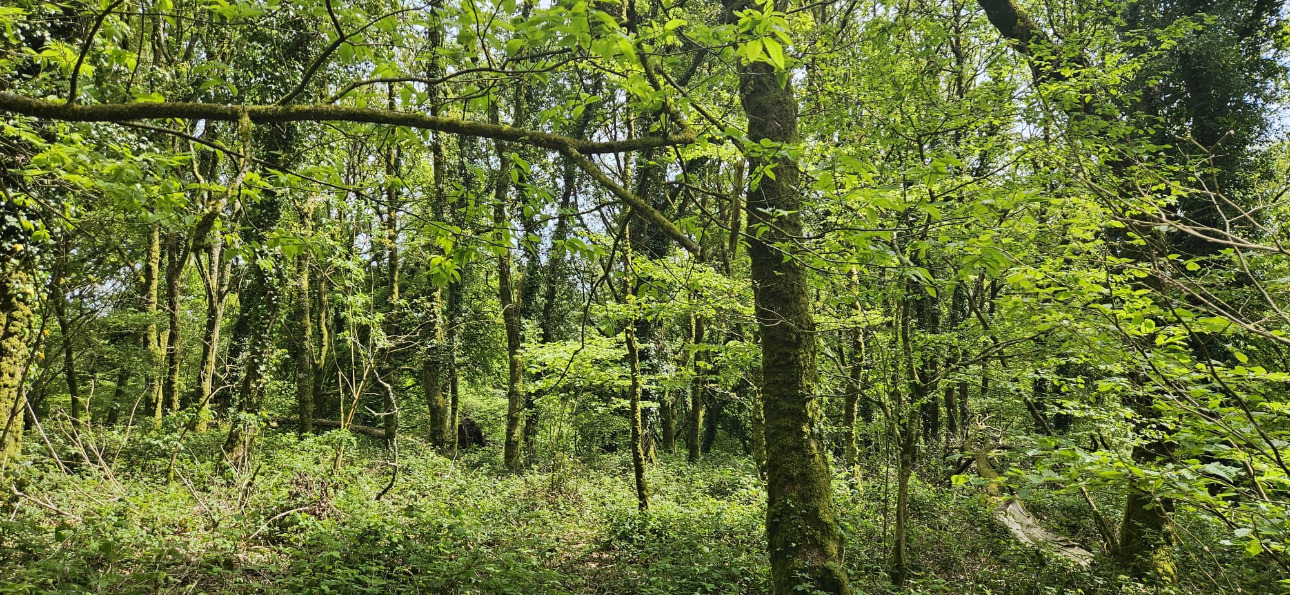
[0,91,702,254]
[562,147,701,255]
[0,92,693,155]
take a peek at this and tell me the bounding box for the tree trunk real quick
[445,266,463,456]
[750,363,767,479]
[686,314,706,463]
[52,234,84,423]
[222,168,286,468]
[1115,390,1177,582]
[891,294,921,588]
[423,338,449,448]
[222,255,283,468]
[491,101,525,472]
[892,411,918,588]
[423,43,450,451]
[107,366,129,426]
[193,232,231,432]
[294,251,315,434]
[163,231,184,415]
[701,390,721,455]
[0,254,34,475]
[623,233,649,511]
[843,269,865,474]
[144,222,164,422]
[735,18,850,591]
[660,388,676,452]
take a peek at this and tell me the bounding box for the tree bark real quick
[623,231,649,511]
[294,250,315,435]
[686,314,706,463]
[52,234,84,423]
[193,229,231,432]
[144,222,164,422]
[423,33,451,451]
[735,13,850,590]
[0,250,34,475]
[491,101,525,472]
[163,231,185,415]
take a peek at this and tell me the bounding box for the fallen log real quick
[974,447,1094,567]
[273,418,386,440]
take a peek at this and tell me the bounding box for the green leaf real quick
[762,37,785,69]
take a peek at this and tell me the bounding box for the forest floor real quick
[1,425,1137,594]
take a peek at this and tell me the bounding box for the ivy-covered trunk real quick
[736,20,850,593]
[222,164,286,468]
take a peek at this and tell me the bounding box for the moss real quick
[0,261,34,476]
[1116,485,1177,584]
[738,49,851,593]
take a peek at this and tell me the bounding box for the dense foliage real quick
[0,0,1288,592]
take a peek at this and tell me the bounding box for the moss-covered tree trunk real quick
[1115,391,1177,582]
[144,222,164,422]
[194,230,231,432]
[0,236,34,475]
[294,247,315,435]
[420,132,448,452]
[735,13,850,591]
[491,100,525,472]
[445,139,476,457]
[163,231,185,415]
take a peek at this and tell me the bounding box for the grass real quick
[0,422,1261,594]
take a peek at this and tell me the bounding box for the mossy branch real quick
[0,92,694,155]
